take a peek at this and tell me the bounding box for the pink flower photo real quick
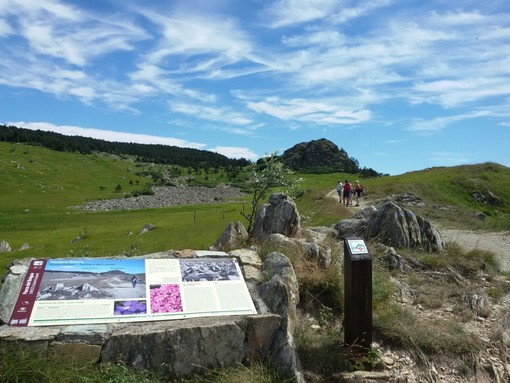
[149,284,183,313]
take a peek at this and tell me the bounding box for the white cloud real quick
[263,0,338,28]
[169,101,253,126]
[209,146,258,160]
[407,111,490,133]
[9,122,207,149]
[246,97,371,125]
[430,152,470,166]
[2,0,148,66]
[135,9,257,70]
[0,18,13,36]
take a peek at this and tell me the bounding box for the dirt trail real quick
[327,189,510,272]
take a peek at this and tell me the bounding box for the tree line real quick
[0,125,250,169]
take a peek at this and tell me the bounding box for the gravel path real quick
[439,228,510,272]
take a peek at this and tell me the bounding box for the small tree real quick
[241,153,292,233]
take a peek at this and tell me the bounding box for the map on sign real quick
[9,257,257,327]
[347,239,368,255]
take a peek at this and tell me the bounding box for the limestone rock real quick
[334,218,369,239]
[253,193,300,243]
[259,252,304,383]
[365,201,443,252]
[263,233,302,257]
[467,293,491,318]
[229,249,263,283]
[0,240,11,252]
[210,221,248,252]
[139,224,154,235]
[304,243,332,269]
[299,226,336,243]
[352,205,378,220]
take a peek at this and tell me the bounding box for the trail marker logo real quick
[348,239,368,254]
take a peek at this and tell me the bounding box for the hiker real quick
[354,180,363,206]
[131,275,138,288]
[343,179,352,206]
[336,179,343,203]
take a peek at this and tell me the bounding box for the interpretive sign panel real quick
[9,257,257,327]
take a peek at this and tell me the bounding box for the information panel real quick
[9,257,257,327]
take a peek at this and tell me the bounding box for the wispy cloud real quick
[262,0,339,28]
[430,151,471,166]
[0,0,148,66]
[407,111,490,133]
[246,97,371,125]
[169,101,253,126]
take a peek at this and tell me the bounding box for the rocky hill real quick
[279,138,359,173]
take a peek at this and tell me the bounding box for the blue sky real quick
[1,0,509,175]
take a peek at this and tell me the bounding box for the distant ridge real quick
[0,124,249,169]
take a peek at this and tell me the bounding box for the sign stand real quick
[343,236,372,352]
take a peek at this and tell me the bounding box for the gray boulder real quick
[352,205,378,220]
[139,224,154,235]
[304,243,332,270]
[263,233,302,257]
[259,252,304,383]
[0,240,12,252]
[334,218,369,239]
[210,221,248,252]
[253,193,300,243]
[365,201,443,252]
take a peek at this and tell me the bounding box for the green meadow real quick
[1,141,510,274]
[0,142,248,271]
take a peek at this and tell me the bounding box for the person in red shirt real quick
[343,179,352,206]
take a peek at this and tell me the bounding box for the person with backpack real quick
[343,179,352,206]
[354,180,363,206]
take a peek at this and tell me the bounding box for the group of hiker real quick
[336,179,363,206]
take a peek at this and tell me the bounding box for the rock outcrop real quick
[280,138,358,173]
[0,240,11,252]
[258,252,304,383]
[253,193,300,243]
[336,201,443,252]
[365,201,443,252]
[210,221,249,252]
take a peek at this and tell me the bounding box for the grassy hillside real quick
[0,142,248,272]
[293,163,510,230]
[1,142,509,274]
[1,143,510,382]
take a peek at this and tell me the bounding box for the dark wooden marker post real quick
[343,236,372,352]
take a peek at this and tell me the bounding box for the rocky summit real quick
[280,138,358,173]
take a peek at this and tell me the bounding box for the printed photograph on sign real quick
[113,299,147,316]
[180,258,240,282]
[36,259,146,301]
[150,284,183,313]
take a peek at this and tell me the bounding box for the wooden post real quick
[343,236,372,352]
